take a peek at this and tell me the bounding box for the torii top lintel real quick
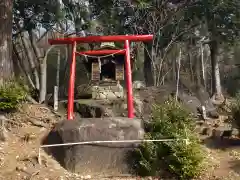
[48,35,153,45]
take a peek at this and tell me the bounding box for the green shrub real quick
[0,82,27,111]
[133,99,204,179]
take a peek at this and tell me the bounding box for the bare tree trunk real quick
[175,47,182,102]
[172,56,176,82]
[209,40,223,100]
[12,43,35,89]
[144,42,154,86]
[20,32,40,90]
[28,30,42,65]
[28,31,47,103]
[54,25,61,109]
[0,0,14,84]
[39,58,47,103]
[59,46,69,98]
[200,44,206,89]
[195,48,201,87]
[188,49,194,82]
[39,45,55,103]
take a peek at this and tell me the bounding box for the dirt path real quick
[207,148,240,179]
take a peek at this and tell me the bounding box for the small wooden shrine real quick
[84,42,133,85]
[81,42,130,100]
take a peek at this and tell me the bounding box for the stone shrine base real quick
[42,117,144,176]
[91,83,124,100]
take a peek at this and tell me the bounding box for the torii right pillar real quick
[124,39,134,118]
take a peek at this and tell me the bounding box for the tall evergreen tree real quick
[0,0,14,84]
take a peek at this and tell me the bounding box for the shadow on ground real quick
[203,137,240,150]
[229,160,240,175]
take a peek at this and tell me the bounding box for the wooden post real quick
[53,49,60,111]
[54,30,61,111]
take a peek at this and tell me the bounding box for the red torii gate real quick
[48,35,153,120]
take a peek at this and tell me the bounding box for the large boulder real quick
[177,91,201,116]
[138,84,219,119]
[42,117,144,176]
[179,77,219,119]
[195,86,219,119]
[178,91,219,119]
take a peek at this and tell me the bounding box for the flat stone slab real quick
[42,117,144,176]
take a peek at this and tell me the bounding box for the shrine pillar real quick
[124,40,134,118]
[67,41,77,120]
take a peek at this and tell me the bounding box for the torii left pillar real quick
[67,41,77,120]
